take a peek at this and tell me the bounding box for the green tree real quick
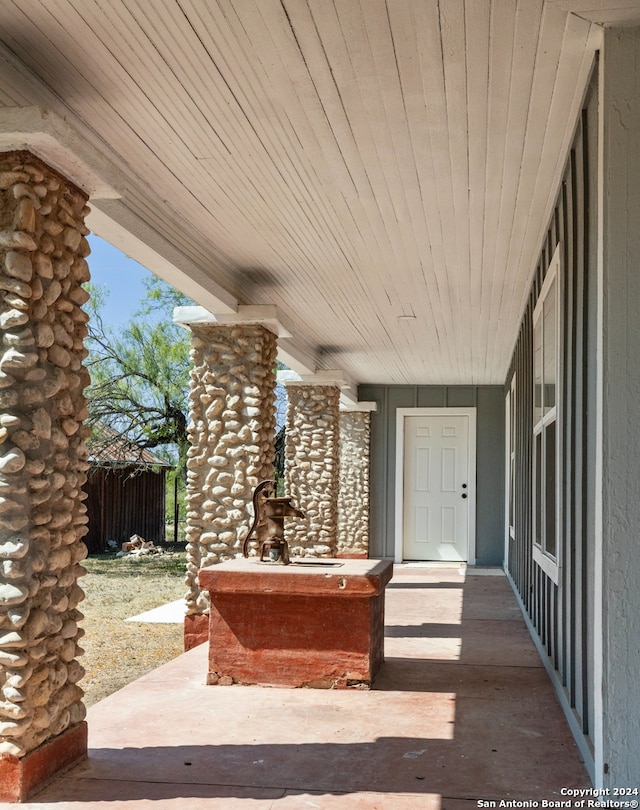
[84,277,193,483]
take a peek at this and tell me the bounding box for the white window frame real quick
[532,245,562,585]
[505,375,516,568]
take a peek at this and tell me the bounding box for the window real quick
[509,379,516,538]
[505,377,516,567]
[532,248,560,583]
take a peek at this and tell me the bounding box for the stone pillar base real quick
[0,721,87,803]
[184,614,209,651]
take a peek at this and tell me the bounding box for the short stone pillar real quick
[0,152,91,801]
[179,317,277,649]
[284,379,341,557]
[337,408,373,558]
[199,557,394,688]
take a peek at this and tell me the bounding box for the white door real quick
[401,413,472,561]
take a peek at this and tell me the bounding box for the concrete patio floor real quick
[11,565,590,809]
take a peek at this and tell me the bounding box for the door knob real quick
[461,493,468,499]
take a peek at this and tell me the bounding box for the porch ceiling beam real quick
[0,105,123,198]
[173,304,292,337]
[548,1,640,26]
[0,105,241,317]
[88,203,239,317]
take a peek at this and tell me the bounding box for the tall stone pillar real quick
[337,407,374,559]
[178,313,278,649]
[283,377,341,557]
[0,152,91,800]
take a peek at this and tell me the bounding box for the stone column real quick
[284,380,341,557]
[0,152,91,800]
[181,320,277,649]
[337,409,372,558]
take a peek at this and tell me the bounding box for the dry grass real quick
[78,552,187,707]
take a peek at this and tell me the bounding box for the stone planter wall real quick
[337,411,370,557]
[184,323,277,618]
[0,152,91,759]
[284,384,340,557]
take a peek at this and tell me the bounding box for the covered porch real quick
[22,565,590,808]
[2,0,640,800]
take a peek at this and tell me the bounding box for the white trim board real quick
[395,407,477,565]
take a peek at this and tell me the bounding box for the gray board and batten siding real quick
[505,70,598,777]
[358,384,505,566]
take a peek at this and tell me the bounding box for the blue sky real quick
[87,234,155,330]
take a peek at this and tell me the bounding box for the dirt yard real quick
[79,552,187,706]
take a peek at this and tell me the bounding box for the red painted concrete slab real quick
[199,558,393,688]
[18,778,284,807]
[17,565,591,810]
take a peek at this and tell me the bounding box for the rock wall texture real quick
[184,324,276,616]
[284,384,340,557]
[0,152,91,758]
[337,411,370,557]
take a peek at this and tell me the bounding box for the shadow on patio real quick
[20,565,590,809]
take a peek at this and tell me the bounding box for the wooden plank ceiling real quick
[0,1,631,386]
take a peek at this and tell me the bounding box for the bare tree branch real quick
[84,280,193,480]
